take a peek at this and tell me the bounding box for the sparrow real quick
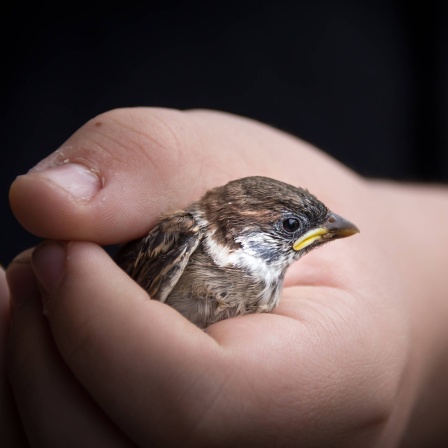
[116,176,359,328]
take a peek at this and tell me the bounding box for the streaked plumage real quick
[116,176,359,328]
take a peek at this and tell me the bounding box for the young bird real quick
[116,176,359,328]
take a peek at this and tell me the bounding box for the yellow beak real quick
[293,213,359,251]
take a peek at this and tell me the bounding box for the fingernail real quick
[33,163,102,201]
[32,241,66,294]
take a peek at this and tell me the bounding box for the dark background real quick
[2,0,448,265]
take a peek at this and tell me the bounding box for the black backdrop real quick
[2,1,448,265]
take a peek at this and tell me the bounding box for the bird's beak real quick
[293,213,359,251]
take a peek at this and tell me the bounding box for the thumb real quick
[9,108,356,244]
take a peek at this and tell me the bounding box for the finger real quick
[30,240,401,447]
[0,264,28,447]
[6,251,136,448]
[10,108,361,244]
[30,240,240,446]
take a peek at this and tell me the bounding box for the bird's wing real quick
[115,211,204,303]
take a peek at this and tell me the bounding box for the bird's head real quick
[199,176,359,271]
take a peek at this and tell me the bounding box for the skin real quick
[2,108,448,447]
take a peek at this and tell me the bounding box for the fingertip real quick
[9,173,91,240]
[0,264,9,342]
[32,241,66,296]
[6,249,38,310]
[0,266,7,314]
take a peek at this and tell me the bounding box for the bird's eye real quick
[282,218,300,233]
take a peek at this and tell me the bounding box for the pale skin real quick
[2,108,448,447]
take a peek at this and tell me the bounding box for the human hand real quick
[6,108,448,447]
